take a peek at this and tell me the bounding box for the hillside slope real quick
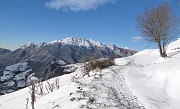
[0,38,180,109]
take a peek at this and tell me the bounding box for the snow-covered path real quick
[72,59,145,109]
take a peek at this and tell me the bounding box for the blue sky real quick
[0,0,179,51]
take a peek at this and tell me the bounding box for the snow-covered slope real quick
[126,38,180,109]
[0,39,180,109]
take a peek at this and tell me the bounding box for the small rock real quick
[70,92,73,96]
[70,97,76,101]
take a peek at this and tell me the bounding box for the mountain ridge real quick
[19,37,135,51]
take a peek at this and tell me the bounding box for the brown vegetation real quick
[82,56,115,77]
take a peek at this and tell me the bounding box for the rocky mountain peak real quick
[61,37,91,47]
[109,44,116,50]
[48,37,104,48]
[21,42,36,49]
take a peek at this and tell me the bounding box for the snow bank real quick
[167,38,180,53]
[127,38,180,108]
[115,58,129,65]
[145,69,167,90]
[143,61,180,99]
[165,66,180,99]
[134,49,158,56]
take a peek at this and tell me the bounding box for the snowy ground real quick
[0,38,180,109]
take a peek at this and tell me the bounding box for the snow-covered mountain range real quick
[0,38,180,109]
[0,37,137,94]
[48,37,104,48]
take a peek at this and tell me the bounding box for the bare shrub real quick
[26,98,29,109]
[45,80,55,93]
[82,62,92,77]
[36,82,44,96]
[27,78,60,109]
[82,57,115,77]
[71,76,79,83]
[29,80,36,109]
[55,78,60,89]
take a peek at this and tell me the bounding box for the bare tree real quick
[36,82,44,96]
[136,2,180,57]
[55,78,60,89]
[26,98,29,109]
[45,80,55,93]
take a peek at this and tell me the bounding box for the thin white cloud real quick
[45,0,116,11]
[132,36,142,42]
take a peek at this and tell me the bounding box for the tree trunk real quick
[162,45,167,57]
[158,42,164,57]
